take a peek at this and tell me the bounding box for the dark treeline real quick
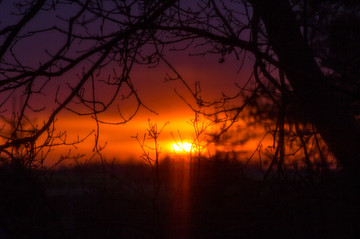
[1,158,359,238]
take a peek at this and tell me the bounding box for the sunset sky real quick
[52,52,259,164]
[0,1,272,166]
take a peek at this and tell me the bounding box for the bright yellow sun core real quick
[171,142,193,153]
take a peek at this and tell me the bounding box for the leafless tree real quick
[1,0,359,176]
[147,0,360,175]
[0,0,176,168]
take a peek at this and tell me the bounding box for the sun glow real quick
[171,142,193,153]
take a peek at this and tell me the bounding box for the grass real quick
[0,157,359,238]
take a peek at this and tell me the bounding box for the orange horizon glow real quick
[32,111,278,167]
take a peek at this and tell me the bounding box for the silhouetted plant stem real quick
[133,120,168,224]
[278,70,287,178]
[294,122,313,178]
[312,124,330,172]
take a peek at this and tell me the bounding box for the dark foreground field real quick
[1,158,359,239]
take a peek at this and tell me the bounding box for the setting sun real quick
[171,142,193,153]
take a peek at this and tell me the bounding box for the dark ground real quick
[1,158,359,239]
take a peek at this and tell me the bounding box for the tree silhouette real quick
[1,0,359,175]
[249,0,360,173]
[150,0,360,174]
[0,0,176,167]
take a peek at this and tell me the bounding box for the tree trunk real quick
[250,0,360,174]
